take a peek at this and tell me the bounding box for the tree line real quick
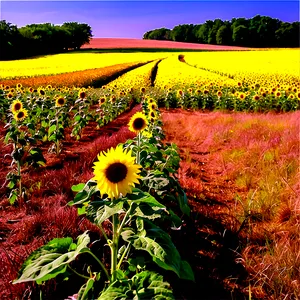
[143,15,299,48]
[0,21,93,60]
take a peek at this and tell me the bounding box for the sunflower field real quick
[0,48,299,299]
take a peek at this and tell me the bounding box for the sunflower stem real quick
[68,265,90,280]
[55,110,59,156]
[117,203,133,235]
[99,223,109,242]
[86,250,110,280]
[110,214,119,282]
[117,242,131,269]
[136,132,141,164]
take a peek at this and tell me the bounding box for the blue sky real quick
[1,1,299,38]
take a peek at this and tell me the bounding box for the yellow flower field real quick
[183,49,300,87]
[0,52,167,79]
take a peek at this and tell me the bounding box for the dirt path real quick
[161,108,249,299]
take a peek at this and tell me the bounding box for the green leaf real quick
[179,260,195,282]
[7,181,15,189]
[98,271,174,300]
[77,277,95,300]
[14,231,91,284]
[48,124,56,135]
[96,200,124,225]
[48,134,57,142]
[71,183,85,192]
[128,188,165,208]
[98,280,129,299]
[130,271,175,299]
[124,218,193,280]
[9,191,18,205]
[74,115,81,122]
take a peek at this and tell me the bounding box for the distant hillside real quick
[81,38,251,51]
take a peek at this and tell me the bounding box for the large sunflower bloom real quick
[55,97,66,107]
[92,145,141,199]
[11,100,23,113]
[128,112,148,134]
[13,108,28,122]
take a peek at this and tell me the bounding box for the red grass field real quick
[1,104,299,299]
[81,38,251,51]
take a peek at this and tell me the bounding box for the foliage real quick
[143,15,300,47]
[0,20,92,60]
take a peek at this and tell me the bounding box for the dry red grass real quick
[161,108,300,299]
[82,38,252,51]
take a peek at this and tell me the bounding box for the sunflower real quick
[92,145,141,199]
[78,89,86,99]
[128,112,148,133]
[177,90,184,97]
[288,94,295,99]
[110,95,116,103]
[99,97,106,106]
[55,97,66,107]
[13,108,28,122]
[239,93,246,100]
[7,92,14,99]
[140,87,146,93]
[149,102,157,111]
[147,98,155,104]
[203,89,209,95]
[148,109,157,120]
[16,83,22,89]
[275,91,281,97]
[217,91,222,97]
[38,88,46,96]
[253,94,260,101]
[11,100,23,113]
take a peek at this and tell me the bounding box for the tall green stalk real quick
[136,132,141,164]
[110,214,119,282]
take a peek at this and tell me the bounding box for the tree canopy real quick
[143,15,299,48]
[0,21,93,60]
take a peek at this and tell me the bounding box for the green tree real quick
[61,22,93,50]
[0,20,22,59]
[232,25,249,46]
[216,23,232,45]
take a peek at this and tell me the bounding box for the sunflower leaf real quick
[13,231,91,285]
[96,200,124,225]
[124,218,194,280]
[98,271,174,300]
[77,277,95,300]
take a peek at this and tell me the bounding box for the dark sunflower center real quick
[105,162,128,183]
[133,118,145,130]
[58,98,65,105]
[40,90,45,95]
[17,111,24,118]
[14,103,21,110]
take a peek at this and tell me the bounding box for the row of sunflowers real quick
[12,92,194,299]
